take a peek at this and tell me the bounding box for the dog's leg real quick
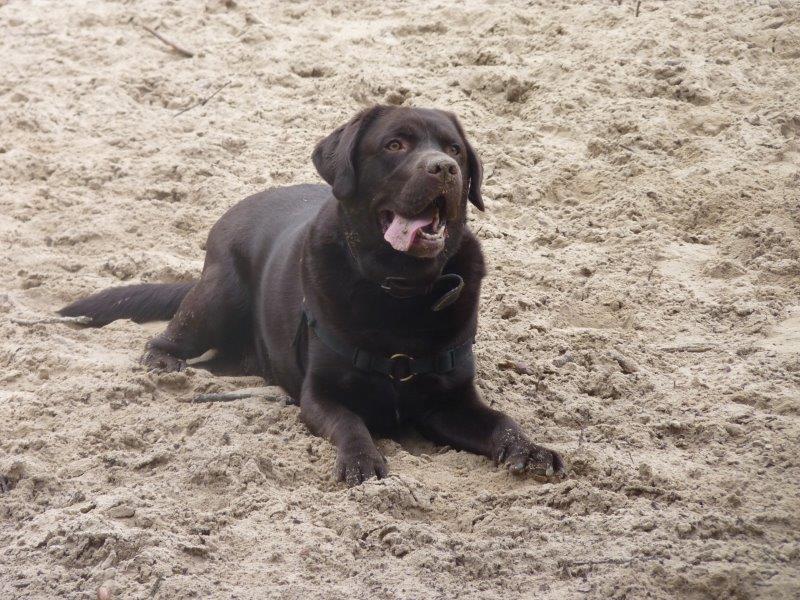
[189,339,261,377]
[417,385,565,477]
[142,265,250,373]
[300,389,387,486]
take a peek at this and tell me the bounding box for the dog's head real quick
[312,106,483,276]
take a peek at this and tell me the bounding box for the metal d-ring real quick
[389,353,415,382]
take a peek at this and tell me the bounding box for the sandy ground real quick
[1,0,799,598]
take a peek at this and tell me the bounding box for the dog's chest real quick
[337,368,448,434]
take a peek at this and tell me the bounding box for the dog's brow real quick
[390,127,417,139]
[424,118,460,142]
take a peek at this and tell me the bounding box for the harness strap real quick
[297,305,474,383]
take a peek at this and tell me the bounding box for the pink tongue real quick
[383,209,436,252]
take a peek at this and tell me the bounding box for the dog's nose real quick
[425,156,458,177]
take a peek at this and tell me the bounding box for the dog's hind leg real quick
[189,339,262,377]
[142,263,251,373]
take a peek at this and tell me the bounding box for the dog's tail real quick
[58,282,195,327]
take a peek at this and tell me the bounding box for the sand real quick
[1,0,799,598]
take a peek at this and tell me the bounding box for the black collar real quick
[380,273,464,311]
[340,212,464,311]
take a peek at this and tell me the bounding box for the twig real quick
[562,555,658,568]
[174,81,231,117]
[635,0,641,17]
[141,24,194,58]
[149,574,164,598]
[11,315,92,326]
[191,386,283,404]
[659,343,716,353]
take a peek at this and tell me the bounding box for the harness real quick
[294,273,473,383]
[294,210,473,383]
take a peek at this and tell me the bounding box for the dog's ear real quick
[446,113,485,212]
[312,106,383,201]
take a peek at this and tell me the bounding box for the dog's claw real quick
[496,447,507,465]
[493,430,564,479]
[336,448,387,487]
[140,349,186,373]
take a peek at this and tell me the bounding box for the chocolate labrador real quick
[60,105,565,486]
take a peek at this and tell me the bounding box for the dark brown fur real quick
[60,106,564,486]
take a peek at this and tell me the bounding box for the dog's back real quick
[59,184,330,328]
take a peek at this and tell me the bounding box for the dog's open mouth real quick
[379,196,447,257]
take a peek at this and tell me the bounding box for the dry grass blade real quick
[174,81,231,117]
[140,24,194,58]
[11,315,92,326]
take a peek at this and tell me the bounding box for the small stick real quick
[191,386,283,404]
[149,574,164,598]
[659,343,716,353]
[11,315,92,326]
[635,0,641,17]
[562,555,658,568]
[141,24,194,58]
[174,81,231,117]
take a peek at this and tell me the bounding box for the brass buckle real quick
[389,353,415,382]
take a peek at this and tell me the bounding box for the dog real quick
[60,105,565,486]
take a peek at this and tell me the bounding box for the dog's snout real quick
[425,156,458,178]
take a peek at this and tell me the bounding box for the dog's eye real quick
[446,144,461,156]
[385,140,404,152]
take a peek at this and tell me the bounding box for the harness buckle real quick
[389,353,415,382]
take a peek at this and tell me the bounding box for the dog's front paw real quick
[140,349,186,373]
[493,428,565,478]
[335,446,388,487]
